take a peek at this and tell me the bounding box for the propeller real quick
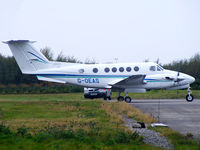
[174,71,179,82]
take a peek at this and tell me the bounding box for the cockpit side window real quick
[150,66,156,71]
[157,65,164,71]
[157,66,161,71]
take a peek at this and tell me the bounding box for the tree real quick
[56,51,81,63]
[40,47,53,61]
[163,53,200,79]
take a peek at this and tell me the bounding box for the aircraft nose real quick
[187,75,195,84]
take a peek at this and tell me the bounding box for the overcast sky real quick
[0,0,200,64]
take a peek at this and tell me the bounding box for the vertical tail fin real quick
[3,40,49,74]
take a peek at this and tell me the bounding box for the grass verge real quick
[0,94,161,150]
[0,92,199,150]
[151,127,200,150]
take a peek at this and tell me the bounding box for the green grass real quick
[0,123,152,150]
[0,93,84,101]
[0,90,200,101]
[0,93,162,150]
[152,127,200,150]
[112,90,200,99]
[0,92,199,150]
[0,90,199,101]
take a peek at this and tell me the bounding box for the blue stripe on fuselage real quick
[36,74,129,78]
[36,74,171,82]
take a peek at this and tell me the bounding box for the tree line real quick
[163,53,200,89]
[0,48,199,94]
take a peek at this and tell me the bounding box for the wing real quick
[109,74,146,87]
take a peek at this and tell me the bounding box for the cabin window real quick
[93,68,98,73]
[150,66,156,71]
[134,66,139,72]
[79,69,84,73]
[119,67,124,72]
[112,67,117,72]
[104,67,110,73]
[126,67,131,72]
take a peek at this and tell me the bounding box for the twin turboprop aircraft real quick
[4,40,195,102]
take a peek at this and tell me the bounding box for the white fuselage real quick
[4,40,195,93]
[36,62,195,91]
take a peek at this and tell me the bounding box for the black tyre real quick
[104,96,107,100]
[84,95,89,99]
[186,94,194,102]
[108,96,112,100]
[125,96,131,103]
[117,96,124,101]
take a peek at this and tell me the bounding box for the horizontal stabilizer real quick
[37,76,66,84]
[3,40,36,44]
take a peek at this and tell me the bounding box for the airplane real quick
[4,40,195,102]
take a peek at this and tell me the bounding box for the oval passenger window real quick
[104,67,110,73]
[93,68,98,73]
[134,66,139,72]
[119,67,124,72]
[112,67,117,72]
[126,67,131,72]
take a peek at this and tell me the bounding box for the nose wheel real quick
[186,87,194,102]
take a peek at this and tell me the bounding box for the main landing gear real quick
[117,92,132,103]
[186,87,194,102]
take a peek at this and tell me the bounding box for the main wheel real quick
[125,96,132,103]
[117,96,124,101]
[186,94,194,102]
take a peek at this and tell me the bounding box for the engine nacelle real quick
[166,84,189,90]
[124,88,146,93]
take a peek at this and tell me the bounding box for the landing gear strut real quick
[186,87,194,102]
[117,92,132,103]
[117,92,124,101]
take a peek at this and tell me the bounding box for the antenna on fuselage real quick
[114,58,118,63]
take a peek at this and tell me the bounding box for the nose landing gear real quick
[186,87,194,102]
[117,92,124,101]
